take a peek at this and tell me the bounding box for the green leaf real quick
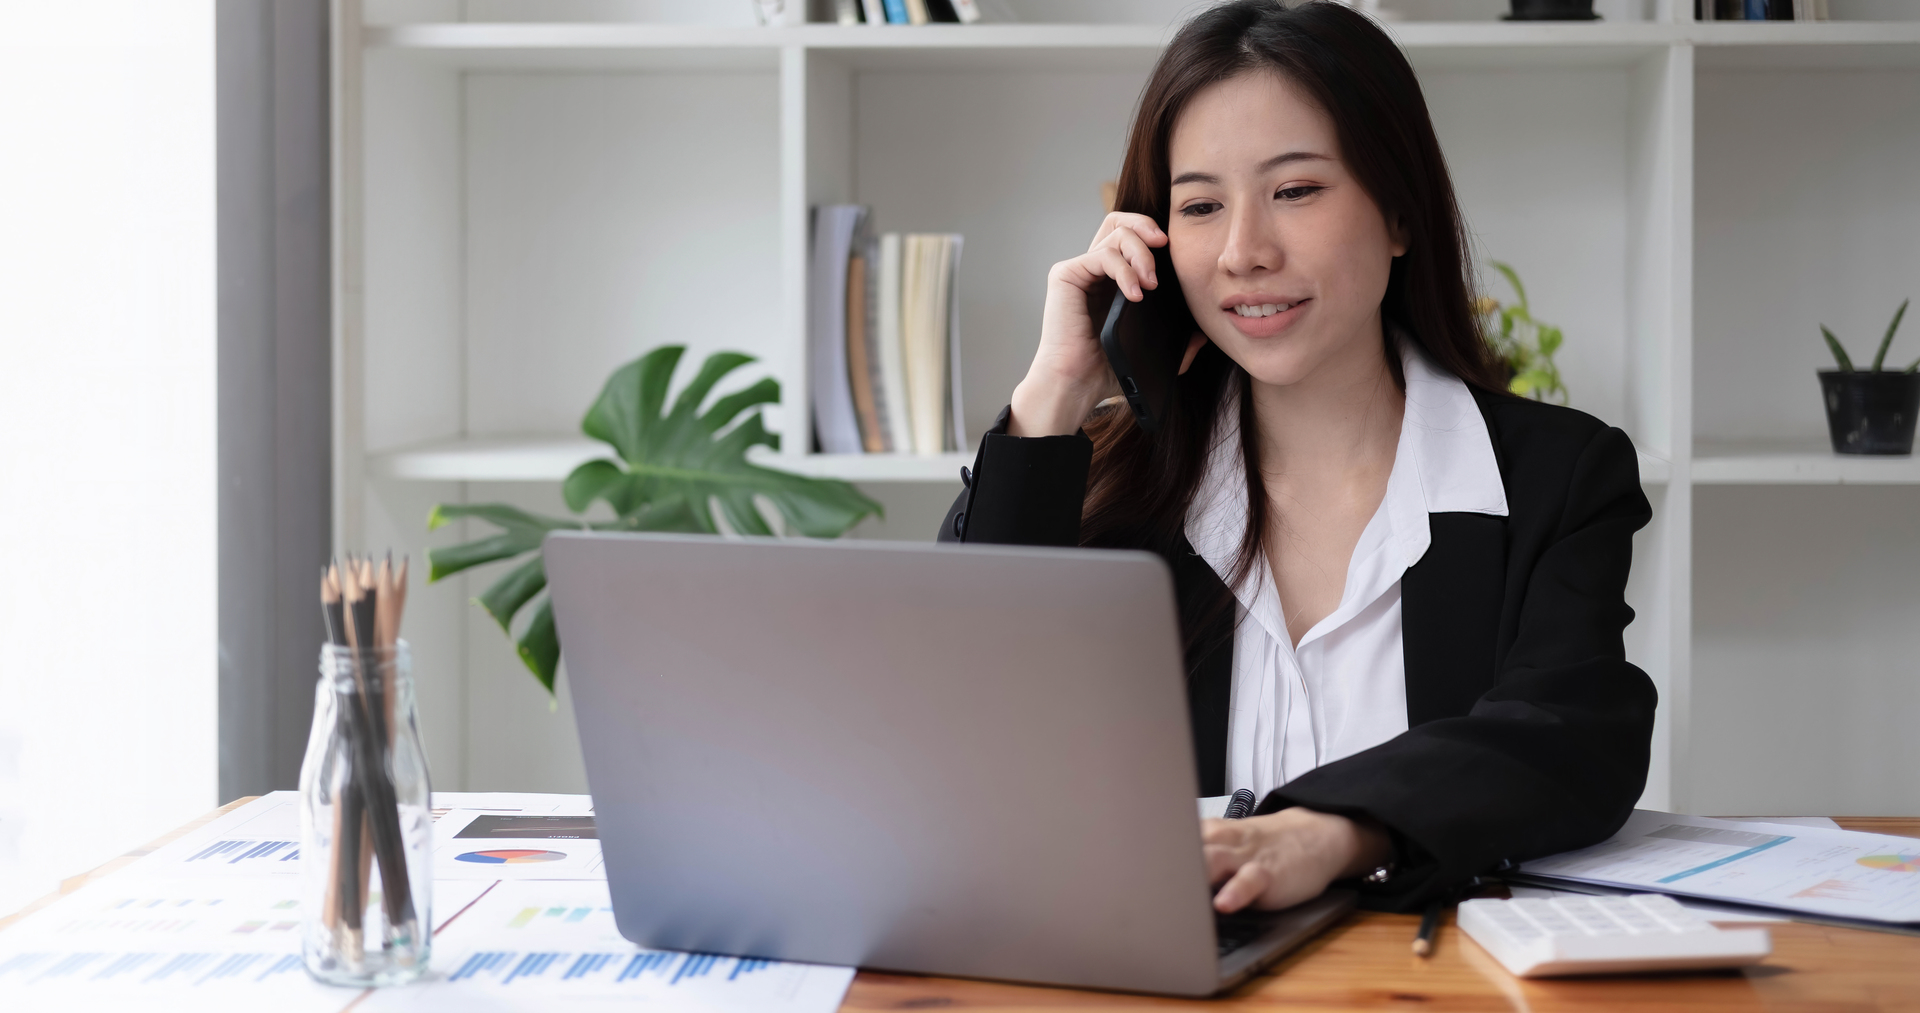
[1822,325,1855,372]
[1492,261,1529,313]
[515,597,559,695]
[1907,356,1920,375]
[1870,298,1909,373]
[669,351,757,425]
[1538,326,1563,357]
[700,377,782,438]
[424,505,579,582]
[569,351,880,536]
[428,346,883,698]
[475,554,547,635]
[426,531,542,582]
[562,459,626,514]
[581,345,686,465]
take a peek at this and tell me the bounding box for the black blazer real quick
[937,390,1656,910]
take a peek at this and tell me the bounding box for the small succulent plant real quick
[1820,299,1912,374]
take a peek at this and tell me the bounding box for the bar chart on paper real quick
[0,878,366,1013]
[355,880,855,1013]
[1520,811,1920,924]
[0,874,498,1009]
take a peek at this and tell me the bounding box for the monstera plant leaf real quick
[426,346,882,694]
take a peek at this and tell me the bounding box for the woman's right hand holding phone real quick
[1008,212,1168,437]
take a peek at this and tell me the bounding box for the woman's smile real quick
[1223,295,1311,338]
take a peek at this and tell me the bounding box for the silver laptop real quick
[545,531,1354,996]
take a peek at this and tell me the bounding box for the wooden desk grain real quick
[840,817,1920,1013]
[6,806,1914,1011]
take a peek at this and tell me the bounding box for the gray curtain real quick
[217,0,332,800]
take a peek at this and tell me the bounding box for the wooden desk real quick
[9,805,1917,1011]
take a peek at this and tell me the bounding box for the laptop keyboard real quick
[1214,909,1285,957]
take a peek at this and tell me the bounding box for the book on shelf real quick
[845,248,886,453]
[900,233,966,455]
[809,204,868,455]
[850,0,982,24]
[808,209,965,457]
[1696,0,1827,18]
[875,233,914,453]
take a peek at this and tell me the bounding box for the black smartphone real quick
[1085,244,1193,434]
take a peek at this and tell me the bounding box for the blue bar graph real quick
[617,951,674,981]
[142,953,212,983]
[255,954,303,982]
[185,840,298,865]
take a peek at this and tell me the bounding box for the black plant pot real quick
[1505,0,1600,19]
[1818,370,1920,456]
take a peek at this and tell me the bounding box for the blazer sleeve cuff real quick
[955,405,1093,547]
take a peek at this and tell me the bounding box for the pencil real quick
[1412,901,1442,957]
[343,555,418,936]
[321,565,345,647]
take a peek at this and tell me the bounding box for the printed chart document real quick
[433,807,605,882]
[123,791,608,884]
[1519,810,1920,925]
[357,880,856,1013]
[0,876,490,1012]
[125,792,306,880]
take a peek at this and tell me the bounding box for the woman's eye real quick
[1276,186,1324,202]
[1179,201,1222,218]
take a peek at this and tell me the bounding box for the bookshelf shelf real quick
[1693,442,1920,484]
[368,20,1920,61]
[372,436,1667,487]
[371,437,975,484]
[338,2,1920,815]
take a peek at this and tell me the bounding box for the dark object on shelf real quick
[1819,372,1920,456]
[1816,299,1915,454]
[1504,0,1599,20]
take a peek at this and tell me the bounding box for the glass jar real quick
[298,641,432,986]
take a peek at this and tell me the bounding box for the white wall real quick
[0,1,217,914]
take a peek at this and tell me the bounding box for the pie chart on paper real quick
[456,849,569,865]
[1857,853,1920,873]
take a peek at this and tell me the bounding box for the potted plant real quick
[1817,299,1917,456]
[1477,261,1569,405]
[424,345,882,693]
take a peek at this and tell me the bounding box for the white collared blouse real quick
[1183,344,1510,798]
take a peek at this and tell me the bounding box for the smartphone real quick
[1085,244,1193,434]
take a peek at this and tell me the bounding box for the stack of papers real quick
[1516,810,1920,928]
[0,791,856,1012]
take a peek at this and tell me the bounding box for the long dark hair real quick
[1081,0,1505,650]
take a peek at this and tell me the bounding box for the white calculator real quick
[1457,893,1772,978]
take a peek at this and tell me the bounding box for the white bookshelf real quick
[335,0,1920,818]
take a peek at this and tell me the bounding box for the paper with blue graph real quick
[356,880,856,1012]
[1519,810,1920,925]
[0,876,473,1011]
[0,792,856,1011]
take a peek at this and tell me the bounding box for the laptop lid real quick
[546,532,1222,995]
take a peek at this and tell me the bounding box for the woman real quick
[938,0,1654,915]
